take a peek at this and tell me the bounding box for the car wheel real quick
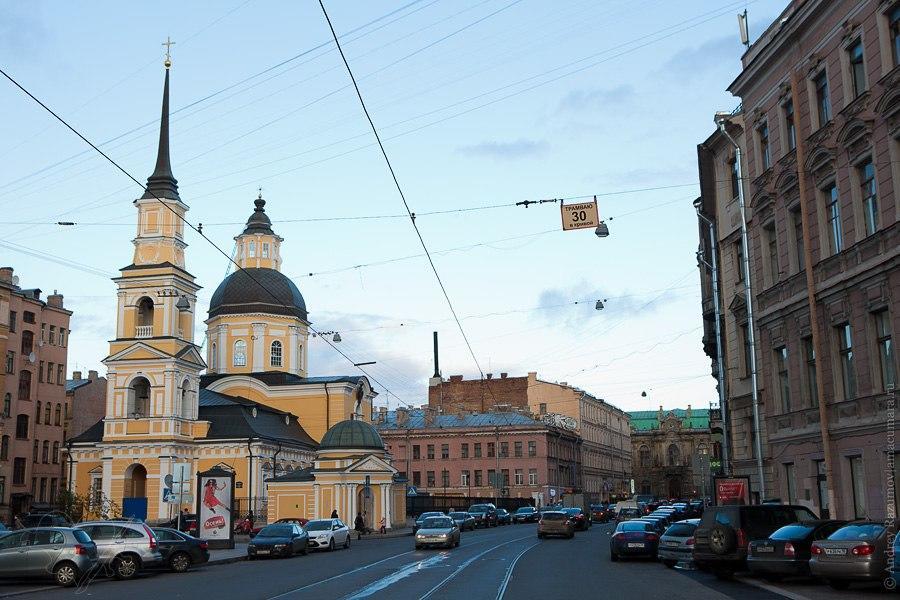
[708,524,737,555]
[610,552,619,562]
[328,538,335,552]
[344,535,350,549]
[54,562,78,587]
[827,580,850,590]
[170,551,191,573]
[113,555,139,580]
[301,542,308,556]
[283,546,294,558]
[662,559,676,569]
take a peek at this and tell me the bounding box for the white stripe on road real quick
[341,553,450,600]
[734,575,815,600]
[495,540,540,600]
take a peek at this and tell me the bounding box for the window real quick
[539,403,547,415]
[783,99,796,152]
[757,121,771,170]
[791,207,804,271]
[848,456,867,518]
[9,311,16,333]
[487,442,495,458]
[488,469,496,487]
[461,470,469,486]
[814,71,831,125]
[735,242,745,282]
[892,4,900,66]
[0,476,4,505]
[427,444,434,460]
[775,347,791,413]
[13,458,26,485]
[412,445,420,460]
[270,340,282,367]
[262,243,270,258]
[441,470,449,488]
[48,325,56,345]
[824,184,843,254]
[52,441,59,464]
[529,469,537,485]
[38,361,43,383]
[474,443,482,458]
[765,223,778,284]
[848,40,866,98]
[59,328,65,347]
[412,471,421,486]
[859,159,878,236]
[0,436,8,461]
[426,471,435,487]
[41,441,49,464]
[740,323,752,377]
[233,340,247,367]
[4,351,12,375]
[639,445,651,467]
[460,443,469,458]
[35,401,41,424]
[474,470,483,487]
[128,377,150,417]
[40,324,45,342]
[515,469,524,485]
[32,440,38,462]
[21,330,33,355]
[2,394,9,418]
[17,370,31,402]
[783,463,796,504]
[501,469,510,486]
[804,338,819,407]
[874,311,895,392]
[441,444,449,460]
[43,403,50,425]
[837,324,857,400]
[49,478,57,503]
[47,362,54,384]
[23,311,35,324]
[248,241,256,257]
[528,441,536,457]
[57,364,63,385]
[500,442,509,457]
[54,404,61,426]
[514,441,523,457]
[667,444,681,466]
[210,343,217,368]
[730,158,740,199]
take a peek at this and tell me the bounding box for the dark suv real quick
[467,504,498,528]
[693,504,818,578]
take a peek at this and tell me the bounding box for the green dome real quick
[319,419,384,450]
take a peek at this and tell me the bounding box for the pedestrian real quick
[331,509,339,519]
[355,511,365,540]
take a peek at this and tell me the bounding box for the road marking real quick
[341,553,450,600]
[495,540,540,600]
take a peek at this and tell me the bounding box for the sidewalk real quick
[354,526,412,541]
[208,542,248,564]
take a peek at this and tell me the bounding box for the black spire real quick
[142,68,180,201]
[242,191,274,235]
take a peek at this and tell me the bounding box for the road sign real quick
[560,200,599,231]
[549,488,556,498]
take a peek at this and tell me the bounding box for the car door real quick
[82,525,118,563]
[335,520,348,544]
[153,529,180,562]
[0,531,32,576]
[25,529,66,577]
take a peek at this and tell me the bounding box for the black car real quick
[513,506,539,524]
[159,513,200,537]
[247,524,308,559]
[151,527,210,573]
[610,520,660,561]
[693,504,819,578]
[467,504,498,528]
[563,508,591,531]
[747,520,847,580]
[496,509,512,526]
[590,504,612,523]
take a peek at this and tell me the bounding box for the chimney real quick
[47,290,64,308]
[0,267,12,284]
[423,406,437,427]
[432,331,440,378]
[449,375,463,383]
[72,371,83,381]
[686,404,692,419]
[88,370,98,381]
[396,407,409,426]
[500,372,507,379]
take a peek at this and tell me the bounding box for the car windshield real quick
[422,518,452,529]
[450,513,467,520]
[620,522,651,532]
[418,513,443,521]
[542,512,566,521]
[469,505,490,513]
[770,524,815,540]
[305,521,333,532]
[258,525,293,537]
[516,507,535,513]
[665,523,696,537]
[828,524,885,541]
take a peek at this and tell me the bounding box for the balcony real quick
[135,325,153,339]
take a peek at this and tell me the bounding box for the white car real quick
[304,519,351,551]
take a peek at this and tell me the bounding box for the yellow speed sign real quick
[560,200,599,231]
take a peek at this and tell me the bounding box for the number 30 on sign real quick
[560,200,600,231]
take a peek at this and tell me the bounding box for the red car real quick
[247,517,309,537]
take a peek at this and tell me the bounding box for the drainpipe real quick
[247,437,254,520]
[324,384,331,432]
[715,114,766,500]
[789,72,837,517]
[65,441,74,494]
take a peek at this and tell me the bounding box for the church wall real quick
[206,313,308,377]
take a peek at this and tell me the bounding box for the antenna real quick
[738,10,750,48]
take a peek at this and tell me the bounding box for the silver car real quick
[810,521,892,590]
[415,516,460,549]
[0,527,98,586]
[658,518,700,568]
[75,521,163,579]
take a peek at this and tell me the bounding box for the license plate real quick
[628,543,645,548]
[665,541,679,547]
[756,546,774,553]
[256,549,270,555]
[824,548,846,556]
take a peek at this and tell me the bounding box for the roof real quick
[208,267,307,320]
[628,409,711,431]
[200,372,367,388]
[319,419,384,450]
[142,68,179,201]
[68,419,104,443]
[376,408,540,430]
[241,195,276,236]
[65,379,92,393]
[267,466,314,483]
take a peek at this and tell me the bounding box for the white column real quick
[116,292,126,338]
[217,324,228,371]
[313,484,320,519]
[101,457,113,505]
[252,323,265,371]
[289,326,300,374]
[162,294,171,336]
[163,369,175,417]
[380,484,389,528]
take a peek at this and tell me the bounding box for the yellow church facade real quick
[66,64,404,526]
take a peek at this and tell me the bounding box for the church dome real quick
[319,419,384,450]
[208,268,307,320]
[242,195,274,236]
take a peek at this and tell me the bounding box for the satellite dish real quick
[11,275,19,286]
[28,352,36,364]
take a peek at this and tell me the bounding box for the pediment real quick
[345,455,396,474]
[104,342,173,363]
[175,345,206,367]
[728,293,747,315]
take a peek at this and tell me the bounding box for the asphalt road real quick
[0,523,881,599]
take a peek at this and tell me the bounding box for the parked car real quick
[0,527,98,587]
[414,512,446,534]
[247,524,308,559]
[616,508,642,523]
[75,521,163,580]
[537,511,574,539]
[151,527,210,572]
[610,520,660,561]
[513,506,539,524]
[467,504,498,528]
[160,513,200,537]
[496,509,512,526]
[448,512,476,531]
[692,504,818,579]
[590,504,612,523]
[633,517,667,536]
[658,519,700,568]
[16,512,72,529]
[747,520,846,580]
[563,508,591,531]
[890,530,900,591]
[249,517,309,538]
[414,516,460,550]
[304,519,351,551]
[810,521,893,590]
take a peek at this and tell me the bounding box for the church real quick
[68,61,406,530]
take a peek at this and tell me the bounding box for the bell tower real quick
[234,191,283,270]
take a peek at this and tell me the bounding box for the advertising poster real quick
[197,467,234,548]
[714,476,751,505]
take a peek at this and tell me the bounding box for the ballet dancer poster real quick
[197,466,235,549]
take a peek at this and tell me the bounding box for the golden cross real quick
[162,36,175,68]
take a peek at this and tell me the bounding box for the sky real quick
[0,0,787,413]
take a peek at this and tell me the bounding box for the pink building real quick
[376,407,581,506]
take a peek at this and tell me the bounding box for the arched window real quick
[210,342,217,369]
[233,340,247,367]
[21,330,33,355]
[249,241,256,257]
[18,370,32,401]
[41,440,49,463]
[639,445,651,467]
[136,297,154,337]
[667,444,681,467]
[2,393,9,417]
[0,436,9,461]
[54,404,62,426]
[180,380,192,419]
[44,402,51,424]
[52,441,59,464]
[15,415,28,439]
[270,340,282,367]
[298,344,303,369]
[32,439,39,462]
[35,401,42,424]
[128,377,151,417]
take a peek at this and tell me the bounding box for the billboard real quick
[197,466,234,549]
[714,476,751,505]
[560,200,599,231]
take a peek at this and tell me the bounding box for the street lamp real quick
[595,222,610,237]
[313,331,341,343]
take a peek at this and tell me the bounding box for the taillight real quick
[851,544,874,556]
[646,533,659,542]
[783,542,795,557]
[143,525,157,550]
[811,544,823,555]
[73,544,87,555]
[685,537,695,546]
[736,528,747,548]
[613,533,625,540]
[199,541,208,550]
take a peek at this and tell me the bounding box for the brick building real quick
[376,407,581,506]
[0,267,71,522]
[62,370,106,490]
[428,372,631,500]
[697,0,899,518]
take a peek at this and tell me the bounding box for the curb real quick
[207,554,248,566]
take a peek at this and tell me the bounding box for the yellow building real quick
[67,64,375,524]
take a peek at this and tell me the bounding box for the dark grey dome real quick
[209,268,307,320]
[319,419,384,450]
[242,195,274,235]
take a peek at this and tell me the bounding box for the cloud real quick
[557,85,634,113]
[535,281,670,329]
[658,34,742,81]
[457,139,549,160]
